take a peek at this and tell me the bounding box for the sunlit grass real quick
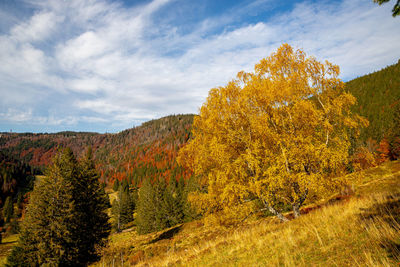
[94,160,400,266]
[0,234,19,265]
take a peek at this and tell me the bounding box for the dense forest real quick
[346,60,400,143]
[0,114,194,185]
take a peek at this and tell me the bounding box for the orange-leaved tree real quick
[178,44,368,222]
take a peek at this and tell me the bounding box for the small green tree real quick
[113,179,120,191]
[111,181,135,232]
[136,177,193,234]
[136,178,158,234]
[3,196,13,223]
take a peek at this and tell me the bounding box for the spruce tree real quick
[136,177,191,234]
[113,179,120,191]
[136,178,157,234]
[3,196,13,223]
[111,180,135,232]
[7,149,76,266]
[69,147,111,265]
[6,147,111,266]
[119,184,135,226]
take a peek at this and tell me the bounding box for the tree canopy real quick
[178,44,367,222]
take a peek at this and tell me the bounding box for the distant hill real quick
[0,114,194,186]
[346,60,400,143]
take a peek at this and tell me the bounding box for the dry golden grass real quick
[94,160,400,266]
[0,234,18,265]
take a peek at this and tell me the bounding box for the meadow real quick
[92,160,400,266]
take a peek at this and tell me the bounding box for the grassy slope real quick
[95,160,400,266]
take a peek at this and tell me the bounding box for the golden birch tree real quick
[178,44,367,222]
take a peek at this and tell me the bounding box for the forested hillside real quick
[94,114,194,186]
[0,114,194,187]
[346,60,400,143]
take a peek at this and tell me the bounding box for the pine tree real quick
[3,196,13,223]
[68,147,111,265]
[119,186,135,226]
[136,177,192,234]
[113,179,120,191]
[111,180,135,232]
[7,149,76,266]
[136,178,158,234]
[162,177,184,226]
[6,147,111,266]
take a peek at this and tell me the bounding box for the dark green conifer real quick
[3,196,13,223]
[136,176,193,234]
[6,147,110,266]
[68,147,111,265]
[112,180,135,232]
[136,178,157,234]
[113,179,120,191]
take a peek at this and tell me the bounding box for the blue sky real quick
[0,0,399,133]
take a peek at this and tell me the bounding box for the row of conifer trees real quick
[111,171,197,234]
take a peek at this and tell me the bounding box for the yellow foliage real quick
[178,44,367,220]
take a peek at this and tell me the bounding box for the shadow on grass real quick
[359,194,400,261]
[149,225,182,244]
[0,241,17,245]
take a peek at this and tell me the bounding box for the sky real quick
[0,0,399,133]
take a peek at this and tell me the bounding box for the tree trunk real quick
[262,199,289,222]
[292,187,308,219]
[293,203,301,218]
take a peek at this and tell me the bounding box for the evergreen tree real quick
[111,181,135,232]
[388,103,400,159]
[6,147,111,266]
[7,149,76,266]
[111,199,121,232]
[162,177,184,226]
[136,178,158,234]
[136,177,193,234]
[3,196,13,223]
[119,185,135,226]
[68,147,111,265]
[113,179,120,191]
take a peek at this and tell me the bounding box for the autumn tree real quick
[178,44,367,222]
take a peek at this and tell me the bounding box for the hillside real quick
[346,60,400,143]
[0,114,194,186]
[93,160,400,266]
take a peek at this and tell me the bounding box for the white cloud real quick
[0,108,33,122]
[0,0,399,132]
[10,11,61,43]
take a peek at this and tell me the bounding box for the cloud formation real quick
[0,0,399,132]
